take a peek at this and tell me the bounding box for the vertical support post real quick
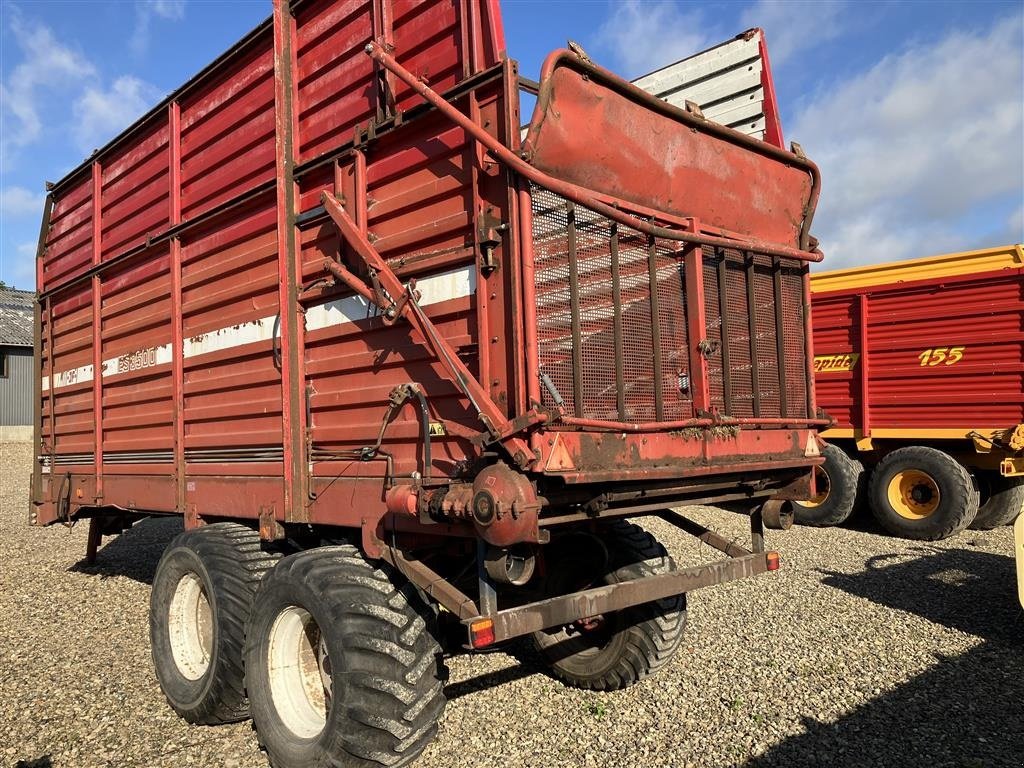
[801,264,816,420]
[32,194,53,515]
[85,516,103,566]
[647,235,665,420]
[772,256,788,418]
[371,0,396,122]
[858,293,871,438]
[609,224,626,420]
[477,540,497,616]
[750,508,765,554]
[274,0,308,522]
[90,161,104,500]
[469,92,491,400]
[745,252,761,418]
[46,299,55,488]
[682,228,710,414]
[715,250,733,414]
[335,149,368,236]
[518,181,540,407]
[499,60,527,416]
[169,100,185,512]
[566,202,583,417]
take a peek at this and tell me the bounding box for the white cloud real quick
[593,1,712,78]
[1,242,39,289]
[131,0,187,55]
[0,9,96,166]
[740,0,846,67]
[794,14,1024,268]
[0,187,46,218]
[1008,205,1024,242]
[71,76,164,155]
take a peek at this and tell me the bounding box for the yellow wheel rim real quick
[798,466,830,508]
[887,469,941,519]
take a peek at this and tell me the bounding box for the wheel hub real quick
[268,606,330,738]
[888,469,941,520]
[167,572,213,680]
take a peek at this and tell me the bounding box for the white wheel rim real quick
[268,606,330,738]
[168,572,213,680]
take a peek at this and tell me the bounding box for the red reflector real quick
[470,619,495,648]
[766,551,781,571]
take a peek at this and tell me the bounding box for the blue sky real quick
[1,0,1021,289]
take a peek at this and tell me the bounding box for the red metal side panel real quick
[180,37,277,221]
[35,0,507,526]
[813,268,1024,433]
[809,294,858,429]
[100,245,174,458]
[180,197,283,455]
[294,0,505,163]
[41,177,93,288]
[48,287,95,456]
[294,0,375,162]
[100,123,170,259]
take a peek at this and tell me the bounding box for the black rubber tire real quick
[868,446,979,540]
[245,545,447,768]
[970,474,1024,530]
[150,522,278,724]
[531,520,686,691]
[793,444,865,527]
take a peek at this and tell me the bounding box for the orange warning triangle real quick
[545,433,576,471]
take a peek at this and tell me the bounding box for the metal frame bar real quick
[31,194,54,515]
[745,252,761,418]
[858,293,871,437]
[647,235,665,420]
[610,224,626,420]
[682,230,710,413]
[772,256,789,418]
[462,508,773,645]
[566,202,583,417]
[716,250,733,413]
[90,161,104,501]
[273,0,307,523]
[169,101,185,513]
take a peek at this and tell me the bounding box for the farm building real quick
[1,287,34,428]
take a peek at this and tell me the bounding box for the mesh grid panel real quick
[531,185,808,422]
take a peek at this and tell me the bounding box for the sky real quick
[0,0,1021,289]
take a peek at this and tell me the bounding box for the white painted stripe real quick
[45,363,94,391]
[183,315,278,359]
[305,295,375,332]
[41,266,478,386]
[102,343,173,378]
[306,265,476,333]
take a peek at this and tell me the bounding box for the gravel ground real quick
[3,442,1022,768]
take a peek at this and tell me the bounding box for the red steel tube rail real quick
[364,42,824,263]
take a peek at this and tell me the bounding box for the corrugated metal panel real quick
[1,346,34,426]
[812,254,1024,435]
[632,29,783,146]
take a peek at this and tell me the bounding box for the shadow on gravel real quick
[67,516,183,585]
[818,546,1021,644]
[745,639,1023,768]
[444,640,543,700]
[15,757,52,768]
[744,547,1024,768]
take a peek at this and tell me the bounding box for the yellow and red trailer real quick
[798,244,1024,539]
